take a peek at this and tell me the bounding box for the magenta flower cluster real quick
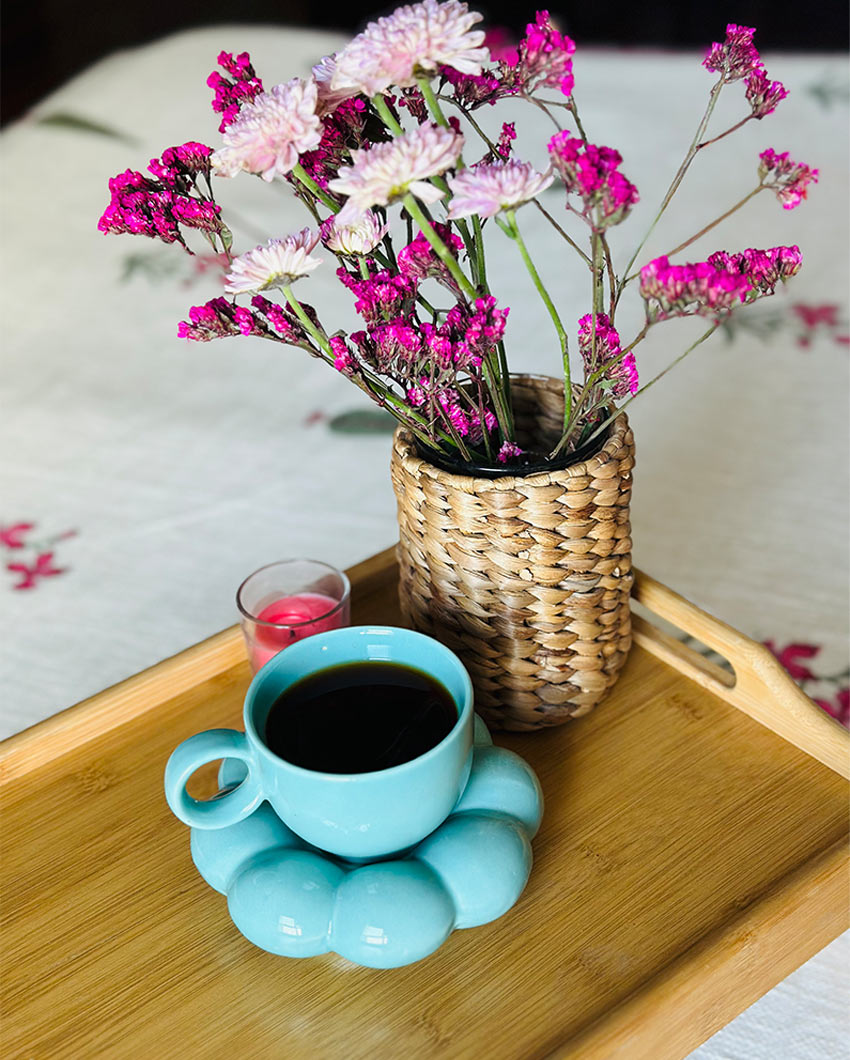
[703,24,788,118]
[640,245,801,319]
[298,97,370,191]
[578,314,638,398]
[503,11,576,97]
[758,149,819,209]
[548,132,639,228]
[207,51,264,133]
[97,5,813,469]
[98,145,223,246]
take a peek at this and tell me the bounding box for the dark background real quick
[3,0,848,125]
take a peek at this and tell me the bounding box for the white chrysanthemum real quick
[331,0,489,97]
[447,160,555,219]
[321,211,390,255]
[224,230,322,294]
[312,54,362,116]
[212,79,322,183]
[329,123,464,224]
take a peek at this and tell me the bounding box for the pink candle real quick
[249,592,344,670]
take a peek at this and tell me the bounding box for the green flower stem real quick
[282,289,456,452]
[292,163,340,213]
[282,285,332,356]
[471,214,487,289]
[502,209,572,427]
[581,323,719,449]
[551,321,651,457]
[402,193,477,299]
[618,76,726,303]
[417,76,449,129]
[371,94,404,135]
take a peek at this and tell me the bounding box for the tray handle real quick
[631,568,849,780]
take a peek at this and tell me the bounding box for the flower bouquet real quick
[99,7,814,471]
[98,6,817,728]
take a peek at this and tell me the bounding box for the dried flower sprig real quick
[99,5,813,470]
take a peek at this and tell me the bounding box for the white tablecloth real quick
[1,25,847,1058]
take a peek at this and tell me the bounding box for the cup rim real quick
[242,625,474,781]
[236,558,351,629]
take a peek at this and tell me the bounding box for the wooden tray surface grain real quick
[1,550,847,1060]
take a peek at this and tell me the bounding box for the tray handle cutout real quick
[631,568,849,780]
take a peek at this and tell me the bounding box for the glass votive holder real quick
[237,559,351,673]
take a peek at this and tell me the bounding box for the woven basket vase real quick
[390,374,635,731]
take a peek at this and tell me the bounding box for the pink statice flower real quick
[758,149,818,209]
[212,79,322,182]
[398,222,465,292]
[703,24,761,81]
[548,132,639,227]
[707,246,802,297]
[178,297,244,341]
[338,264,418,325]
[148,143,214,187]
[298,97,370,190]
[328,123,464,223]
[495,122,516,159]
[502,11,576,97]
[250,295,311,345]
[98,167,224,247]
[329,335,360,375]
[331,0,489,97]
[320,211,389,255]
[440,65,503,108]
[447,159,553,218]
[207,51,264,133]
[497,440,523,463]
[639,255,752,318]
[577,313,637,397]
[745,67,789,117]
[224,230,322,294]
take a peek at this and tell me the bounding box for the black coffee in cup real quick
[263,661,457,774]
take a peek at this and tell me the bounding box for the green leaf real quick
[36,112,138,145]
[328,409,398,434]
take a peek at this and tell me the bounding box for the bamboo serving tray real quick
[1,549,848,1060]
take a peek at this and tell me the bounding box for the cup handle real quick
[164,729,263,829]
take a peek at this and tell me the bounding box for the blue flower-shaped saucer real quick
[189,716,543,968]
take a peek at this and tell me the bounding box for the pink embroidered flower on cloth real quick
[0,523,35,549]
[330,0,489,97]
[447,159,553,218]
[212,79,323,182]
[328,123,464,223]
[7,552,66,591]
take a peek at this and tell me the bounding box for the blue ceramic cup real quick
[164,626,474,860]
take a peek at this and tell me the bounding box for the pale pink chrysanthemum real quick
[312,54,362,116]
[328,123,464,223]
[212,79,322,182]
[447,160,553,219]
[224,230,322,294]
[320,211,390,255]
[331,0,489,97]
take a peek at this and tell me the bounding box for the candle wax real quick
[249,592,343,670]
